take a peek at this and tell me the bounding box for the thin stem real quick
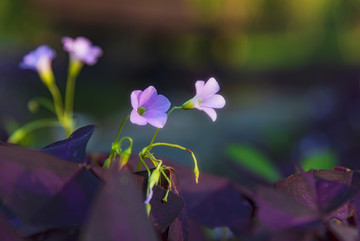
[64,60,83,136]
[115,115,130,143]
[139,154,151,177]
[44,81,64,125]
[147,142,199,183]
[149,106,181,146]
[167,106,181,116]
[118,136,133,149]
[149,128,160,147]
[136,160,143,172]
[143,152,172,202]
[39,71,68,136]
[144,151,160,166]
[7,118,61,144]
[159,168,172,202]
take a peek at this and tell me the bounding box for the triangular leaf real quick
[42,125,96,163]
[80,168,159,241]
[0,142,97,237]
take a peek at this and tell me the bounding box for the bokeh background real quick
[1,0,360,186]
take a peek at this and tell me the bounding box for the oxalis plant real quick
[10,36,226,216]
[4,37,360,241]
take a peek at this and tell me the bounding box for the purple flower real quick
[20,45,56,74]
[183,77,226,121]
[62,36,102,65]
[130,86,171,128]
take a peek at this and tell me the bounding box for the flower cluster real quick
[15,37,226,216]
[12,36,102,141]
[129,78,225,128]
[106,77,225,212]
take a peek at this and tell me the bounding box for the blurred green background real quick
[1,0,360,185]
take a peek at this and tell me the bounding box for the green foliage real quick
[226,144,281,182]
[300,149,338,171]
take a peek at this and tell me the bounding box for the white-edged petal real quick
[195,80,205,96]
[198,106,217,121]
[198,77,220,100]
[130,109,147,126]
[130,90,142,109]
[201,94,226,109]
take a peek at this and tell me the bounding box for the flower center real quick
[137,106,146,116]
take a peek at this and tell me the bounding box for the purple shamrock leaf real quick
[0,142,99,237]
[80,168,159,241]
[130,86,171,128]
[42,125,96,163]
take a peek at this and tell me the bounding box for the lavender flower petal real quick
[62,36,102,65]
[130,86,171,128]
[20,45,55,74]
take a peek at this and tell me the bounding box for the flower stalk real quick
[12,37,102,143]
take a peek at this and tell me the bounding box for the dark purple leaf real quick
[148,185,184,233]
[42,125,96,163]
[28,168,100,229]
[167,209,189,241]
[165,168,189,241]
[132,169,185,233]
[349,171,360,229]
[254,186,317,230]
[251,169,360,240]
[26,227,80,241]
[127,156,254,234]
[245,222,324,241]
[0,142,99,237]
[162,159,253,233]
[315,177,356,214]
[80,168,159,241]
[0,212,24,241]
[275,170,356,216]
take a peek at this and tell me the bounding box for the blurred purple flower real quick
[62,36,102,65]
[130,86,171,128]
[183,77,226,121]
[20,45,55,74]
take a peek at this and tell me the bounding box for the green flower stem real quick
[39,71,68,136]
[7,118,61,144]
[149,106,181,146]
[64,60,83,136]
[147,142,199,183]
[43,78,64,124]
[145,160,162,217]
[103,115,131,168]
[159,168,171,202]
[139,153,151,178]
[114,115,130,143]
[118,136,133,168]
